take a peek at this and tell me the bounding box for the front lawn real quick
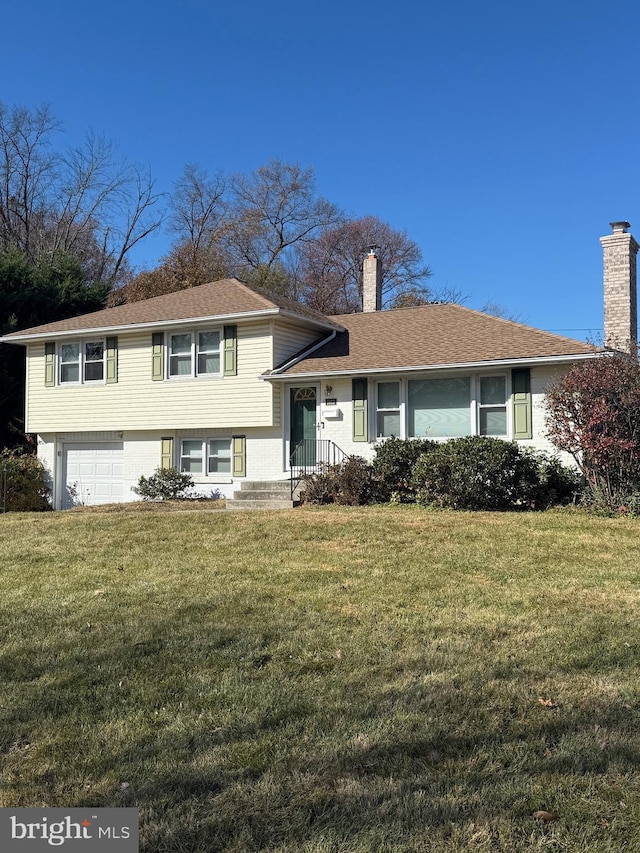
[1,506,639,852]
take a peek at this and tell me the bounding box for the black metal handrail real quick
[290,439,348,500]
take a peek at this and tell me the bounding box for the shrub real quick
[301,456,377,506]
[411,436,542,511]
[530,451,585,509]
[0,448,51,512]
[372,437,436,502]
[546,348,640,511]
[133,467,194,501]
[299,464,337,505]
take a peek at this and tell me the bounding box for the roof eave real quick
[0,306,342,343]
[262,351,602,380]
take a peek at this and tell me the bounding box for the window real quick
[376,381,400,437]
[54,338,115,385]
[169,333,192,377]
[198,331,221,375]
[179,438,231,476]
[84,341,104,382]
[169,330,221,378]
[371,374,515,440]
[180,439,204,473]
[60,343,80,384]
[408,377,471,437]
[208,439,231,473]
[478,376,507,436]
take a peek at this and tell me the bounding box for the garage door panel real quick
[63,442,125,508]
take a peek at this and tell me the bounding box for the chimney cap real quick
[610,221,631,233]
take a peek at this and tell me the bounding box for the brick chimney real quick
[600,221,638,352]
[362,247,382,312]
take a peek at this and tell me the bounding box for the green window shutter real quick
[152,332,164,380]
[232,435,246,477]
[352,378,368,442]
[44,342,55,387]
[160,437,174,469]
[105,336,118,384]
[223,325,237,376]
[512,368,532,440]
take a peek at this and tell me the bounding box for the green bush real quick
[302,439,582,512]
[372,437,436,502]
[531,451,585,509]
[0,449,51,512]
[412,436,542,511]
[301,456,377,506]
[132,467,194,501]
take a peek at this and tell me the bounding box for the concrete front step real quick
[226,498,297,510]
[240,480,291,492]
[233,490,294,501]
[226,478,297,510]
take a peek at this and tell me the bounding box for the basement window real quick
[179,438,231,475]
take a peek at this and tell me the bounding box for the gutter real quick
[264,329,338,377]
[262,350,603,381]
[0,308,344,344]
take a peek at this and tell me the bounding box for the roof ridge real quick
[327,302,599,349]
[448,302,599,346]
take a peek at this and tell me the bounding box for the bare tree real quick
[226,160,339,292]
[114,161,442,314]
[480,300,525,323]
[0,103,164,284]
[169,163,228,252]
[298,215,433,313]
[0,103,59,257]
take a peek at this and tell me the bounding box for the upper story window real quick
[84,341,105,382]
[60,343,80,383]
[59,340,105,384]
[168,330,221,378]
[153,326,236,382]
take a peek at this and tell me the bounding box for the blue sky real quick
[3,0,640,340]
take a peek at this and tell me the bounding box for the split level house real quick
[1,222,637,509]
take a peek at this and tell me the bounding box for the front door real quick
[290,386,317,466]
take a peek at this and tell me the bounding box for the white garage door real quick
[63,442,125,508]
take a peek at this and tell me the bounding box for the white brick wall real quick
[318,366,576,465]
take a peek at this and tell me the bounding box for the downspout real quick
[266,329,337,376]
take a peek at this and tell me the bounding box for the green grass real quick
[1,505,640,852]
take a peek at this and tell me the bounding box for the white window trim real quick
[375,380,402,439]
[373,371,511,441]
[167,328,223,380]
[178,436,233,480]
[58,339,106,385]
[477,374,509,438]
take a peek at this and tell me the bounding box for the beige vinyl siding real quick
[271,320,323,369]
[269,320,323,427]
[26,322,276,433]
